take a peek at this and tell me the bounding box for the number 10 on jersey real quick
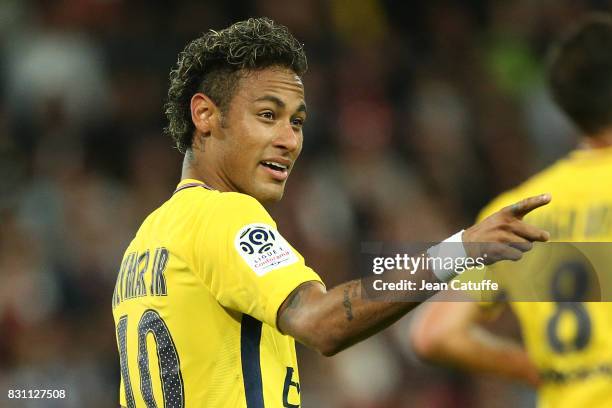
[116,310,185,408]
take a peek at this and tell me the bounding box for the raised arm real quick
[277,194,551,356]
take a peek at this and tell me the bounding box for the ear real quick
[190,93,218,137]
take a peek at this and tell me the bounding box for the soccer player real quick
[111,18,551,407]
[410,14,612,408]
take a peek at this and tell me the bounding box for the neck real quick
[581,128,612,149]
[180,150,230,192]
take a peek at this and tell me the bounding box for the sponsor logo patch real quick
[235,224,298,276]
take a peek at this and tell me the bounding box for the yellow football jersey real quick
[111,179,322,407]
[477,147,612,408]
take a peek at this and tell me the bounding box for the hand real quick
[463,193,551,263]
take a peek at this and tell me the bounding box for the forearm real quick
[279,265,439,356]
[279,192,552,356]
[437,326,540,385]
[411,302,541,386]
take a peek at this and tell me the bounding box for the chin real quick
[252,184,285,205]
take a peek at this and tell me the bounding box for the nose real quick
[274,123,301,153]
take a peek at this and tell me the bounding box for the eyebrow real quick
[255,95,307,114]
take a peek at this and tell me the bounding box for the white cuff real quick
[426,230,467,282]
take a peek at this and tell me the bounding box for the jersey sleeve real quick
[195,192,323,329]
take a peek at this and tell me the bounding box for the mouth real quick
[260,160,290,181]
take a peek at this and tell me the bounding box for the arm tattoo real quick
[278,282,319,333]
[351,281,359,299]
[343,286,354,321]
[282,282,317,315]
[286,286,303,310]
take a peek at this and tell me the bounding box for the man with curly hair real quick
[111,17,551,407]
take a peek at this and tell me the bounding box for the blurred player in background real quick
[410,14,612,408]
[111,17,552,407]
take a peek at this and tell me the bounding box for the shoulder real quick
[193,192,280,263]
[174,187,271,220]
[167,188,276,240]
[216,191,268,211]
[216,192,272,219]
[205,192,276,232]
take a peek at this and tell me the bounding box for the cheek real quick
[225,129,263,169]
[295,132,304,155]
[233,115,265,147]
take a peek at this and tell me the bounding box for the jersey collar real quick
[173,179,215,195]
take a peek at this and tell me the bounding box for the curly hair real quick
[548,14,612,135]
[164,17,308,153]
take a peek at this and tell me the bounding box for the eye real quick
[259,111,275,121]
[291,117,305,128]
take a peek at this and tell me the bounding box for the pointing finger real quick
[504,193,552,219]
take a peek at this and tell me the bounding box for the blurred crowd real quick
[0,0,605,407]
